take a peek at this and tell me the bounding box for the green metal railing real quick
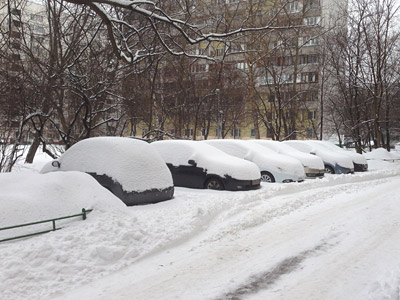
[0,208,93,243]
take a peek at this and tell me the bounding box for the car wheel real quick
[205,177,224,190]
[324,165,335,174]
[261,171,275,183]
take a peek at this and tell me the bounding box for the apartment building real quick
[0,0,47,142]
[151,0,347,141]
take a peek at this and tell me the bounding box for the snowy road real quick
[52,165,400,300]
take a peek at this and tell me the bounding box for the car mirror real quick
[188,159,197,166]
[52,161,61,168]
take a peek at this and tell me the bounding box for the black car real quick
[151,140,261,191]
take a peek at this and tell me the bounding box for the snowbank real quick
[364,148,400,161]
[0,172,127,228]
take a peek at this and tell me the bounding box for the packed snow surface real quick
[151,140,261,180]
[41,137,173,192]
[1,149,400,300]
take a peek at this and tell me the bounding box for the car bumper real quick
[354,163,368,172]
[304,167,325,178]
[334,164,354,174]
[224,178,261,191]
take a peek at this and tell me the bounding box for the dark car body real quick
[166,163,260,191]
[151,140,261,191]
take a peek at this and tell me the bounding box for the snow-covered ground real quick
[1,149,400,300]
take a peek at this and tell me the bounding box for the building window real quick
[299,36,319,47]
[285,1,299,13]
[12,20,21,27]
[231,128,241,137]
[235,62,248,70]
[30,14,44,22]
[215,48,225,56]
[11,9,21,17]
[267,127,274,138]
[250,128,256,137]
[304,16,321,26]
[184,128,193,137]
[33,25,45,34]
[306,128,314,138]
[308,110,316,120]
[190,64,209,73]
[201,128,208,137]
[306,0,321,9]
[301,72,318,83]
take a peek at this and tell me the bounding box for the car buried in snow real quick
[249,140,325,179]
[151,140,261,191]
[283,140,354,174]
[314,141,368,172]
[40,137,174,206]
[203,139,305,183]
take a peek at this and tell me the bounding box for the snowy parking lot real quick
[1,157,400,300]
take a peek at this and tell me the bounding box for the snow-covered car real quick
[283,140,354,174]
[249,140,325,178]
[40,137,174,206]
[315,141,368,172]
[151,140,261,190]
[204,139,305,183]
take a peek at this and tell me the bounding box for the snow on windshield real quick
[151,140,260,180]
[42,137,173,192]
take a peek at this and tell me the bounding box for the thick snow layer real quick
[364,148,400,161]
[41,137,173,192]
[250,140,324,170]
[1,152,400,300]
[0,171,127,240]
[151,140,261,180]
[204,139,305,181]
[316,141,367,165]
[284,140,354,169]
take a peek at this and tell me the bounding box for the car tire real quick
[205,177,224,190]
[261,171,275,183]
[324,165,335,174]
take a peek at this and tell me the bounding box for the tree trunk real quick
[25,134,40,163]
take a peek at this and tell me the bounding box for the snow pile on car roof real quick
[151,140,261,180]
[205,139,305,177]
[43,137,173,193]
[364,148,400,161]
[285,140,354,169]
[0,171,127,229]
[252,140,324,170]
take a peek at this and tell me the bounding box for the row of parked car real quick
[40,137,368,206]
